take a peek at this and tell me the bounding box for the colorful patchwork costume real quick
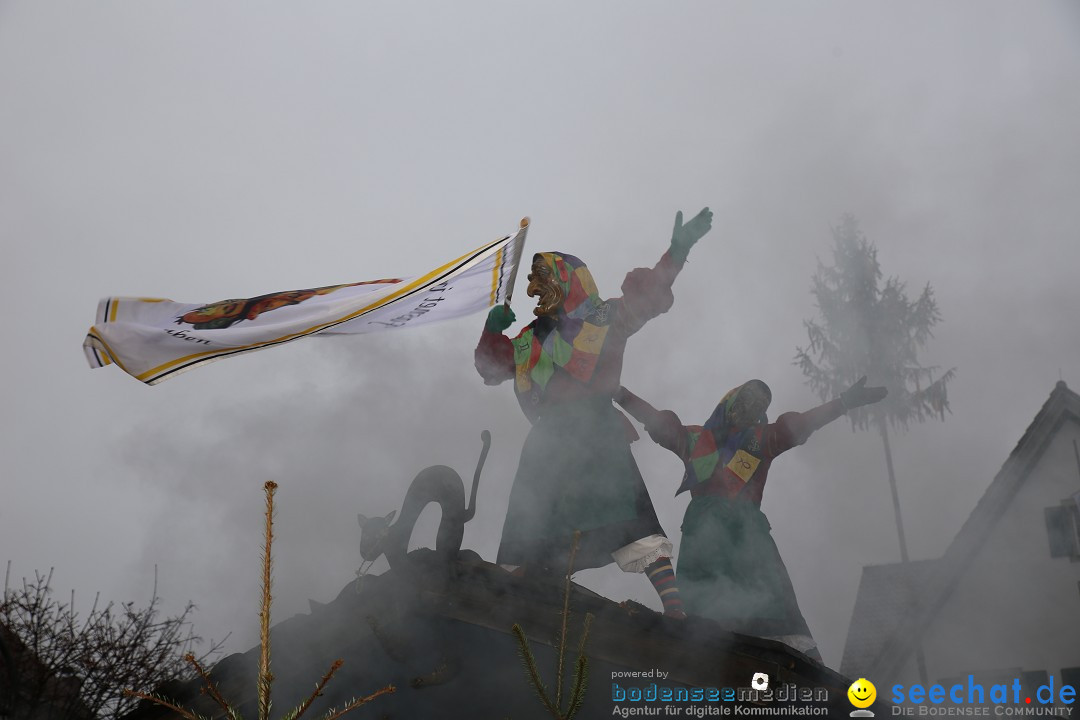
[475,248,691,608]
[616,378,884,658]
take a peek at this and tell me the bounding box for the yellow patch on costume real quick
[515,363,532,392]
[572,322,609,354]
[726,449,761,484]
[574,267,599,297]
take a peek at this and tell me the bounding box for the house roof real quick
[840,380,1080,679]
[839,558,940,678]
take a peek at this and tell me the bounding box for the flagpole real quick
[504,217,529,307]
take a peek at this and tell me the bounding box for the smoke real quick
[108,322,528,652]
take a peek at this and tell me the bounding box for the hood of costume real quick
[510,252,614,402]
[678,380,772,495]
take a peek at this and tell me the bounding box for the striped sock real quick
[645,558,683,615]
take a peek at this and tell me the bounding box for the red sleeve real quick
[646,410,692,460]
[616,250,683,336]
[762,398,846,458]
[616,387,690,459]
[474,329,515,385]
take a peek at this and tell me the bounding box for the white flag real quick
[84,220,529,385]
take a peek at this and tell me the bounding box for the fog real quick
[1,1,1078,674]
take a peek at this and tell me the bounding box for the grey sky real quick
[1,1,1078,670]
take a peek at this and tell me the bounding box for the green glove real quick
[839,376,888,410]
[484,304,516,333]
[669,207,713,264]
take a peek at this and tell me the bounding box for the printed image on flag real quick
[84,220,528,385]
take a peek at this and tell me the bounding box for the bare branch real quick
[0,565,221,719]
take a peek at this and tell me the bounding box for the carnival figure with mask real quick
[475,208,713,618]
[615,377,886,655]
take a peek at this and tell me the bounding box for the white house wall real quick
[914,416,1080,684]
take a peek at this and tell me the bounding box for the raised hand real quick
[670,207,713,263]
[840,376,888,410]
[484,304,516,333]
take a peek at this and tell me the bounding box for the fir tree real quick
[796,214,955,560]
[795,215,954,682]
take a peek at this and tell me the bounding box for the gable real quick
[842,381,1080,679]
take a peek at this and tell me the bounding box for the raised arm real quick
[765,377,888,456]
[619,207,713,335]
[474,305,516,385]
[615,386,690,459]
[766,401,845,457]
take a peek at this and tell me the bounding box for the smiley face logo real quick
[847,678,877,709]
